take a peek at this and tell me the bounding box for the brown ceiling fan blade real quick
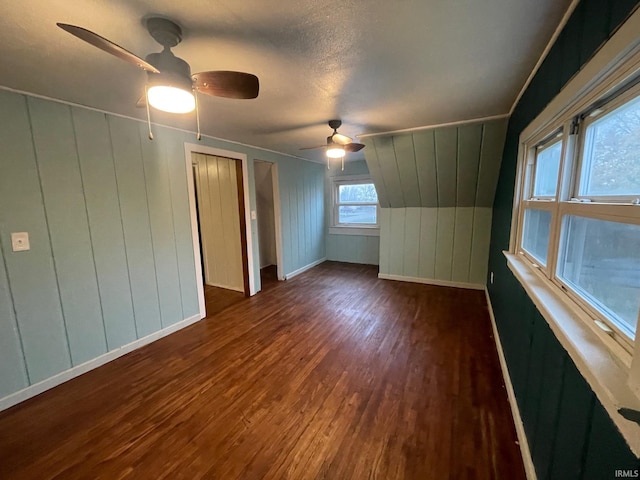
[193,71,259,99]
[299,145,327,151]
[332,133,352,145]
[344,142,365,152]
[57,23,160,73]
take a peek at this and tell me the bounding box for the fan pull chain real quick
[144,85,154,140]
[195,90,202,141]
[341,155,344,171]
[327,156,330,170]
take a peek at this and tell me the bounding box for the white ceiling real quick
[0,0,571,163]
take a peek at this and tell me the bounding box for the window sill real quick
[503,251,640,455]
[328,226,380,236]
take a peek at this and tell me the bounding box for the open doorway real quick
[191,151,250,317]
[254,160,284,290]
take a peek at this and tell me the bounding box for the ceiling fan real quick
[300,120,365,169]
[57,17,259,139]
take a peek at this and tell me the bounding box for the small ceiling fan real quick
[300,120,365,169]
[57,17,259,139]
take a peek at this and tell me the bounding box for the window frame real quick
[530,133,564,200]
[329,174,380,236]
[552,206,640,351]
[508,9,640,454]
[516,87,640,352]
[516,128,566,273]
[573,84,640,203]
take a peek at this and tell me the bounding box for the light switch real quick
[251,210,257,220]
[11,232,30,252]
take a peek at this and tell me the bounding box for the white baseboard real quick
[485,288,537,480]
[378,273,485,291]
[204,281,244,293]
[0,313,204,412]
[284,257,326,280]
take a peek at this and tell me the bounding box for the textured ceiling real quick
[0,0,571,163]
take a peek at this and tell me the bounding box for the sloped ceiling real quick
[0,0,570,163]
[362,118,508,208]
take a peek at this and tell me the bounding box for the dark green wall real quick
[488,0,640,478]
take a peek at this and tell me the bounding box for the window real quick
[509,11,640,452]
[521,208,552,265]
[533,139,562,197]
[519,134,563,267]
[578,94,640,197]
[330,175,379,235]
[557,216,640,339]
[516,82,640,349]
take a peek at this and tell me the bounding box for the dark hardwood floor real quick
[204,284,245,317]
[260,264,278,291]
[0,262,525,479]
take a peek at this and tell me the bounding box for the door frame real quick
[254,159,285,281]
[184,143,256,318]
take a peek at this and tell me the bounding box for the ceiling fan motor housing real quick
[146,17,183,48]
[144,17,193,90]
[145,51,193,90]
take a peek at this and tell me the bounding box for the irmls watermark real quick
[615,470,639,478]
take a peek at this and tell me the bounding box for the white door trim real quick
[184,143,256,319]
[271,163,285,281]
[254,159,285,281]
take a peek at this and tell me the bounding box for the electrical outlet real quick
[11,232,30,252]
[490,272,494,284]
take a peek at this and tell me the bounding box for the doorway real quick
[254,160,284,289]
[186,145,255,318]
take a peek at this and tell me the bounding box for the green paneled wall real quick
[0,88,325,402]
[488,0,640,476]
[366,118,505,285]
[0,92,72,386]
[362,118,508,208]
[325,160,379,265]
[279,159,325,273]
[378,207,491,285]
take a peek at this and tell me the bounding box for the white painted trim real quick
[0,313,202,412]
[184,143,257,297]
[0,85,320,165]
[254,159,285,283]
[520,7,640,143]
[378,273,485,291]
[328,227,380,237]
[204,281,244,293]
[357,113,510,139]
[240,151,256,296]
[485,288,537,480]
[184,150,207,318]
[505,252,640,456]
[329,174,380,233]
[270,163,286,281]
[285,258,326,280]
[506,7,640,454]
[508,0,582,116]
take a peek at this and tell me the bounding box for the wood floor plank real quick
[0,262,525,479]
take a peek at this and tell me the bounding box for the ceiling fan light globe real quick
[326,146,345,158]
[147,85,195,114]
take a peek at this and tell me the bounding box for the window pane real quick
[522,208,552,265]
[558,215,640,338]
[580,94,640,196]
[338,205,377,224]
[533,141,562,197]
[338,183,378,204]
